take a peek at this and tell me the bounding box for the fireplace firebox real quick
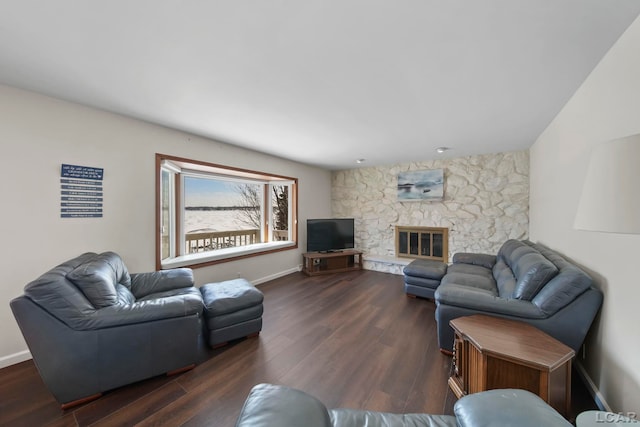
[395,226,448,263]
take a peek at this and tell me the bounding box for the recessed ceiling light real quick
[356,158,366,164]
[435,147,450,154]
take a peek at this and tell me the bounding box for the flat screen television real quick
[306,218,355,253]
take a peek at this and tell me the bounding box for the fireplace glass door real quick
[396,226,448,263]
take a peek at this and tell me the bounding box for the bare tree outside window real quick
[273,185,288,230]
[272,185,288,240]
[235,183,289,241]
[234,184,261,230]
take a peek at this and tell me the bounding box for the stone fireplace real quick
[331,150,529,275]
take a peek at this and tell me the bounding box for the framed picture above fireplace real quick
[397,168,444,201]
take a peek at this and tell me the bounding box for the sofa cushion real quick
[495,240,559,300]
[492,260,517,297]
[454,389,572,427]
[440,272,498,294]
[330,409,456,426]
[511,250,558,300]
[452,252,496,269]
[446,263,494,279]
[522,241,594,315]
[66,252,131,308]
[532,265,593,315]
[130,268,194,299]
[435,284,543,318]
[496,239,524,264]
[236,384,332,427]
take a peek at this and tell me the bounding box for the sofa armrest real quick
[454,389,572,427]
[130,268,194,299]
[235,384,332,427]
[435,284,545,319]
[452,253,496,269]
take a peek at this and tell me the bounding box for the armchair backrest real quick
[65,252,131,308]
[23,252,132,326]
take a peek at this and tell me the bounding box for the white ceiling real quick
[1,1,639,170]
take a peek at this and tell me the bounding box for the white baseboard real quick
[575,360,611,412]
[253,266,300,286]
[0,350,32,369]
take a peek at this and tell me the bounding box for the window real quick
[156,154,298,269]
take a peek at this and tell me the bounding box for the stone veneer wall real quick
[331,150,529,274]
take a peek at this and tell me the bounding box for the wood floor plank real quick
[0,361,65,426]
[72,374,178,426]
[86,381,187,427]
[337,341,398,410]
[43,413,79,427]
[0,270,597,426]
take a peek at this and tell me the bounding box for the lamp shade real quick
[574,134,640,234]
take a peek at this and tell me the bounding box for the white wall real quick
[0,85,332,367]
[530,17,640,413]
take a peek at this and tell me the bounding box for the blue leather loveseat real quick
[435,239,603,353]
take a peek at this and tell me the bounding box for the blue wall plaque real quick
[60,164,104,218]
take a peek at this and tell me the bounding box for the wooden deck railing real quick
[185,229,260,254]
[273,230,288,241]
[185,229,289,254]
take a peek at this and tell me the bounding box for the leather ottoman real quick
[200,278,264,348]
[403,259,448,299]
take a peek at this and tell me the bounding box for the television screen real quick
[307,218,355,252]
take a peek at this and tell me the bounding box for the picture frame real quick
[397,168,444,201]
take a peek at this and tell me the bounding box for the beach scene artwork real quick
[397,169,444,201]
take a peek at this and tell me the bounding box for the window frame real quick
[155,153,298,270]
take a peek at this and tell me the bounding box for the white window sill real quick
[161,241,296,269]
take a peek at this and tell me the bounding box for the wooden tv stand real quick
[302,250,363,276]
[448,315,574,417]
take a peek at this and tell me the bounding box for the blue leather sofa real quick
[10,252,206,407]
[435,239,603,353]
[235,383,573,427]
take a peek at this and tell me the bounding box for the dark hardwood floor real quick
[0,270,596,426]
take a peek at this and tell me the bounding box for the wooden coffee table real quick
[448,314,575,417]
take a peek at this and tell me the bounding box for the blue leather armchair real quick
[10,252,206,407]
